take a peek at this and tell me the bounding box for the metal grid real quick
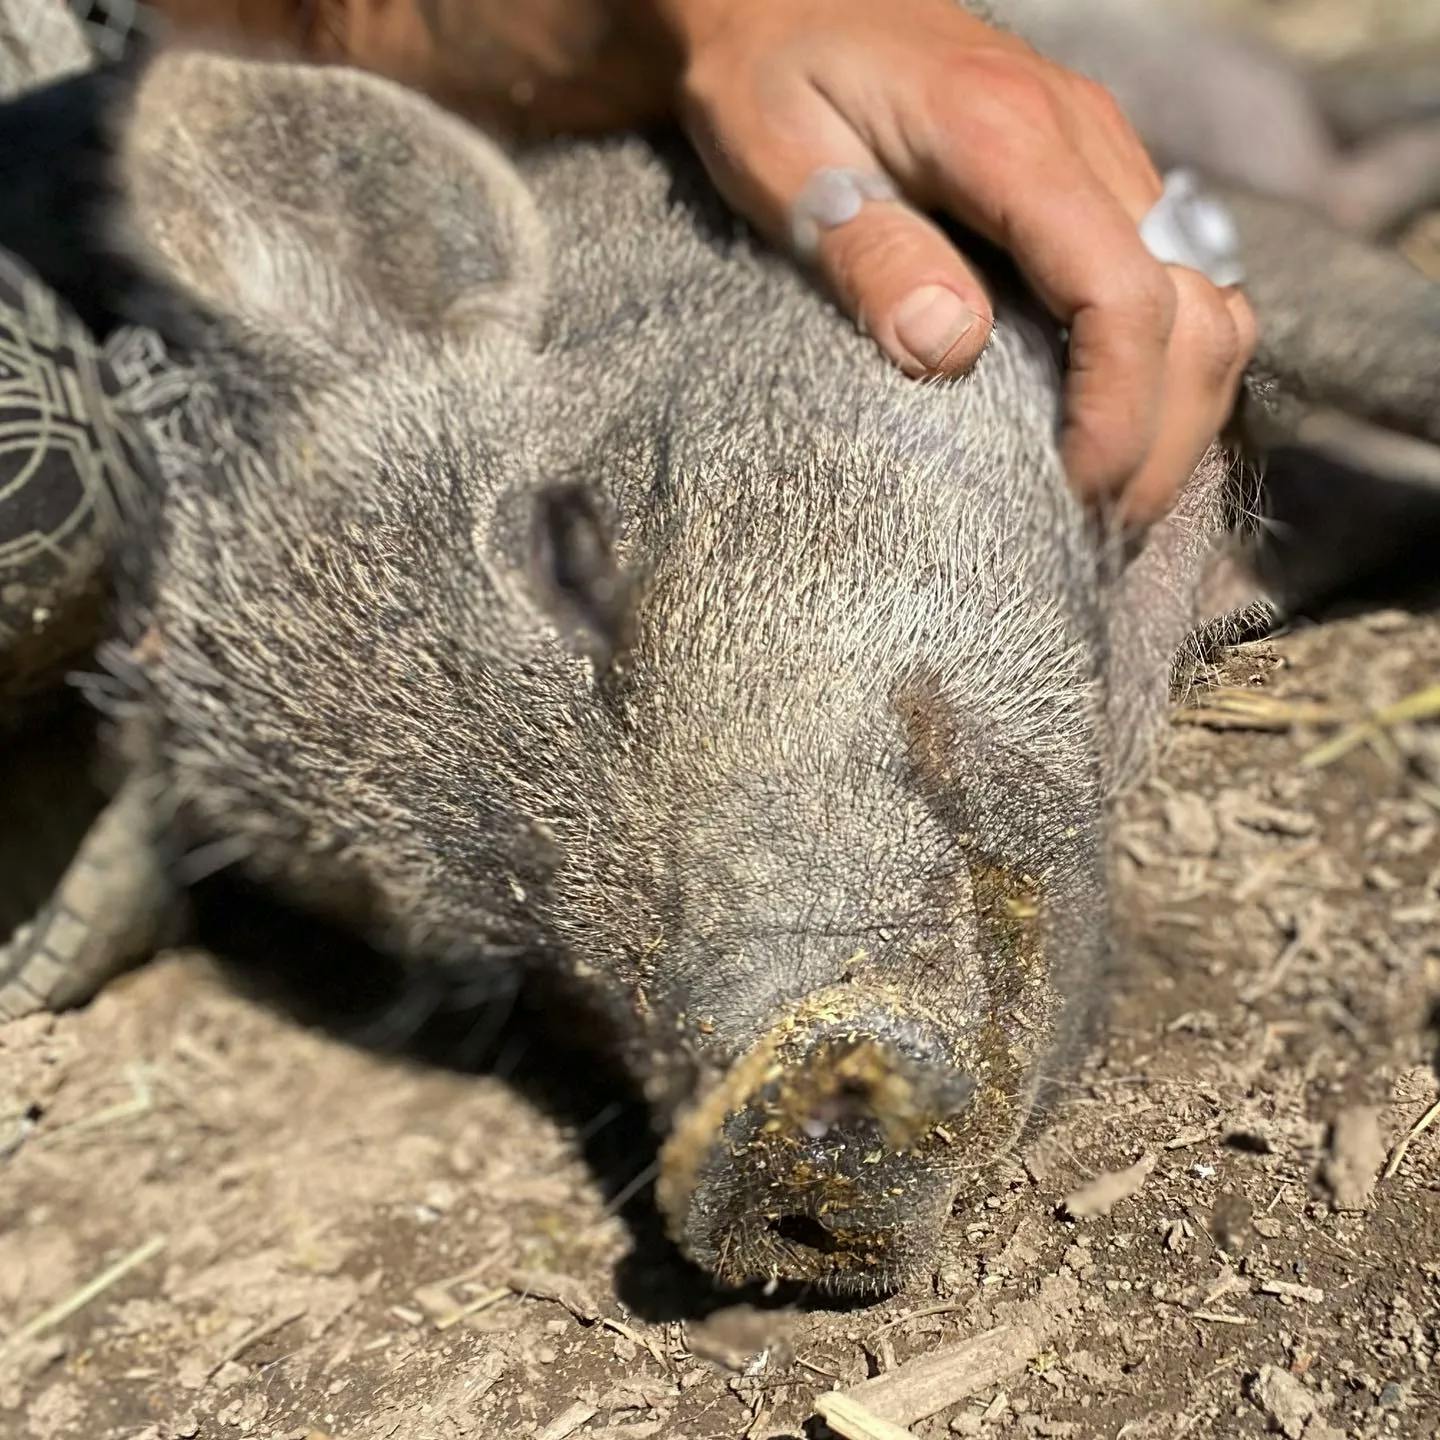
[64,0,166,61]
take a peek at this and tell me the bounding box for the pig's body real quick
[114,59,1225,1290]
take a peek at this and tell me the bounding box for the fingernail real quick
[890,285,980,373]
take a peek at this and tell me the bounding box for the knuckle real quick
[1170,271,1243,381]
[954,49,1062,136]
[682,48,771,123]
[824,209,912,281]
[1114,268,1178,344]
[820,213,924,319]
[1072,73,1128,129]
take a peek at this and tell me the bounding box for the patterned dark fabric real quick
[0,246,133,697]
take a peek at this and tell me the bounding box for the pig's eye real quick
[529,483,633,662]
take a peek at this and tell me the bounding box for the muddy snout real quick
[656,988,974,1294]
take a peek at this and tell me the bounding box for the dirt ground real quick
[3,3,1440,1439]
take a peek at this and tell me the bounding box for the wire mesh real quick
[63,0,165,62]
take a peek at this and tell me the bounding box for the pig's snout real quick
[656,987,975,1294]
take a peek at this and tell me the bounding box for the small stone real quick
[1251,1365,1318,1440]
[1226,797,1317,838]
[1260,1280,1324,1305]
[1321,1108,1386,1212]
[1210,1194,1253,1257]
[212,1362,248,1391]
[685,1304,794,1373]
[1164,792,1219,857]
[1062,1154,1156,1219]
[1165,1126,1212,1150]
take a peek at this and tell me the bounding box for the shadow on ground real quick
[187,870,881,1325]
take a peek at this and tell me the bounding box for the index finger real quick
[1013,177,1179,502]
[924,141,1179,500]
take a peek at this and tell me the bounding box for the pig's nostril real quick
[768,1213,845,1256]
[659,993,976,1290]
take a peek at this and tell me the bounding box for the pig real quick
[76,51,1147,1296]
[1,5,1438,1291]
[990,0,1440,238]
[87,52,1440,1293]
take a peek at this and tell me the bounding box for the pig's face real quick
[540,517,1110,1292]
[643,798,1101,1293]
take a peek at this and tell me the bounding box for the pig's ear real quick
[116,48,547,361]
[530,485,634,666]
[1104,416,1440,799]
[1098,447,1271,800]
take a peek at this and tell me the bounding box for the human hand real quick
[652,0,1257,522]
[145,0,1255,521]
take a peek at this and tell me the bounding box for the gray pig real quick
[2,10,1438,1292]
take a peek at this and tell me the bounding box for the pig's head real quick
[529,409,1119,1293]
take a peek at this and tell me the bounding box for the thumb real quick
[680,82,994,377]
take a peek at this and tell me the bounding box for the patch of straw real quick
[1301,683,1440,770]
[1382,1097,1440,1182]
[1173,688,1346,732]
[1,1235,166,1353]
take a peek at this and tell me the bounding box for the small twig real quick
[868,1303,969,1338]
[1174,689,1345,733]
[599,1315,669,1368]
[205,1306,308,1379]
[601,1159,661,1218]
[1301,683,1440,770]
[2,1235,166,1352]
[796,1355,845,1381]
[1412,781,1440,815]
[1382,1097,1440,1181]
[433,1287,509,1333]
[1241,901,1329,1003]
[537,1401,597,1440]
[503,1270,601,1323]
[42,1065,155,1141]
